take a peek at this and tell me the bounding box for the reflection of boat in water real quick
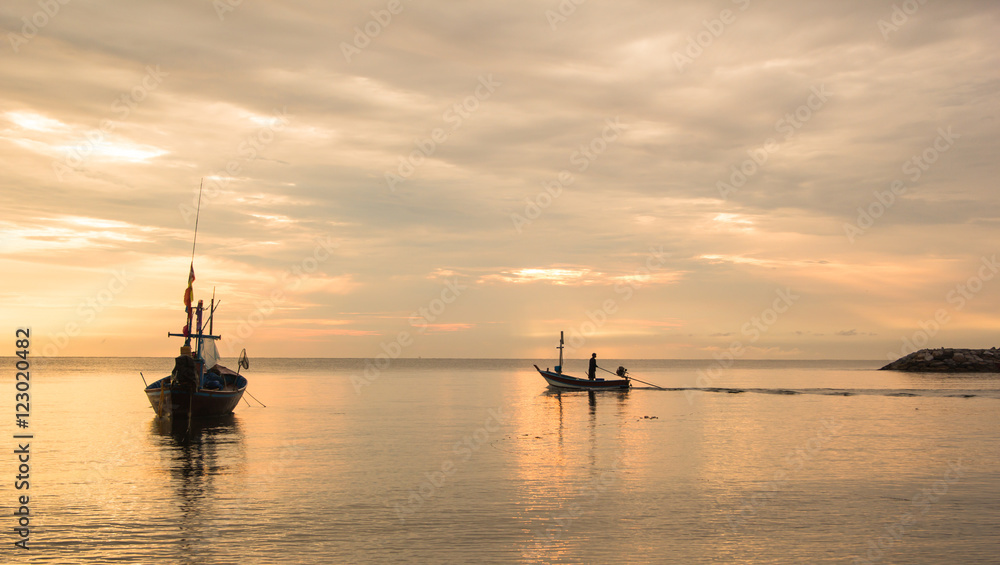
[150,410,241,438]
[149,415,246,547]
[534,332,630,390]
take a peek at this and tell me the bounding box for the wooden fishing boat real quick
[145,373,247,419]
[143,314,249,419]
[144,182,250,420]
[534,365,631,390]
[534,332,630,390]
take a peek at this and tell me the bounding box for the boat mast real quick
[185,179,205,348]
[190,178,204,264]
[196,299,205,386]
[168,180,226,369]
[208,287,216,335]
[556,331,564,373]
[196,300,205,357]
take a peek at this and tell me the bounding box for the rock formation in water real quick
[880,348,1000,372]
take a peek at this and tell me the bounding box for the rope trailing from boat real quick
[245,389,267,407]
[628,377,667,390]
[598,365,666,390]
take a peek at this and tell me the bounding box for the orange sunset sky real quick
[2,0,998,360]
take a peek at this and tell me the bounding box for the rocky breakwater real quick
[881,348,1000,372]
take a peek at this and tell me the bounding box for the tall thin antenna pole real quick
[190,178,205,263]
[183,179,205,349]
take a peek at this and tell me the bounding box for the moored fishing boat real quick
[143,182,250,420]
[534,332,630,390]
[143,296,249,419]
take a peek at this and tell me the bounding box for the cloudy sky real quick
[2,0,998,360]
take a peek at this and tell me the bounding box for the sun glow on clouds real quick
[480,268,595,285]
[236,192,312,207]
[477,267,682,287]
[83,142,166,163]
[63,216,135,230]
[611,271,683,286]
[1,216,154,253]
[3,107,166,165]
[51,139,167,163]
[416,323,476,333]
[4,111,67,132]
[713,213,754,227]
[699,254,771,266]
[427,268,460,280]
[249,213,294,225]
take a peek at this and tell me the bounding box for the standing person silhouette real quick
[588,353,598,380]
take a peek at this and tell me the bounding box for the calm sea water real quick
[7,357,1000,564]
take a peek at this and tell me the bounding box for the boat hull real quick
[145,376,247,419]
[534,365,630,390]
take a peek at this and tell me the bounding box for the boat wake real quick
[631,386,1000,399]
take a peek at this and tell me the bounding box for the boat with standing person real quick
[534,331,631,390]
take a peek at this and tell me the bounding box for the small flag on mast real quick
[182,262,195,336]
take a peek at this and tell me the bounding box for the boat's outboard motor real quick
[616,366,628,378]
[171,354,199,388]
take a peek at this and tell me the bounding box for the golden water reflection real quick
[147,416,247,554]
[509,372,638,563]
